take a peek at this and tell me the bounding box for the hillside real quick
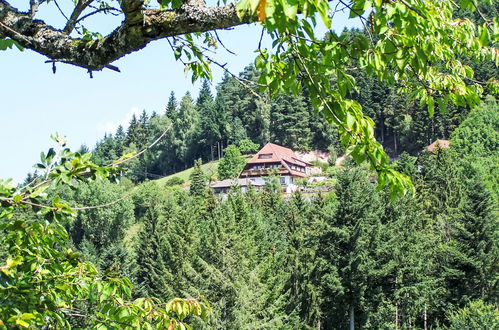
[155,159,221,186]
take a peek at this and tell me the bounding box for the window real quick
[258,153,273,159]
[280,177,286,184]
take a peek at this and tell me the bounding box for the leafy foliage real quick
[0,139,209,328]
[217,145,246,180]
[447,300,499,330]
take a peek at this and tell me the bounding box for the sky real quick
[0,0,360,183]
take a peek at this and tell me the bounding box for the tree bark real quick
[0,0,252,70]
[349,305,354,330]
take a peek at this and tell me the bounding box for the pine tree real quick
[321,166,384,329]
[196,79,213,106]
[165,91,178,120]
[126,113,140,146]
[174,92,198,169]
[114,124,126,156]
[134,199,173,298]
[270,93,312,150]
[196,80,222,161]
[189,158,206,197]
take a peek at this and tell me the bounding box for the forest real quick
[53,96,498,329]
[20,54,495,328]
[89,27,497,183]
[1,1,498,328]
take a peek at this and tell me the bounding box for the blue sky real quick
[0,1,360,183]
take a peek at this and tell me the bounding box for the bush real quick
[165,176,185,186]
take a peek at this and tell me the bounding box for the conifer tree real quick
[165,91,178,119]
[126,113,140,146]
[196,79,213,106]
[134,195,173,298]
[270,93,312,150]
[323,166,384,329]
[190,158,206,197]
[196,80,222,161]
[174,92,199,169]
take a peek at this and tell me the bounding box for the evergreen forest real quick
[2,5,498,326]
[50,91,498,328]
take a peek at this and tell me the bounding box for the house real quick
[425,139,451,152]
[210,178,265,194]
[238,143,313,193]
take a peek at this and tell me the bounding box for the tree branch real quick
[75,7,122,26]
[64,0,95,33]
[0,0,252,71]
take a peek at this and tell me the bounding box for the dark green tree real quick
[189,158,207,197]
[270,92,312,150]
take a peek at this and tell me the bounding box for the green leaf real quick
[427,97,435,117]
[13,194,22,203]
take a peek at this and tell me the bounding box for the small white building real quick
[210,178,265,194]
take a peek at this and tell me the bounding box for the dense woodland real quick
[52,68,499,329]
[2,0,498,328]
[51,93,498,329]
[57,26,499,329]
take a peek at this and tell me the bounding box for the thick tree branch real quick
[0,0,252,71]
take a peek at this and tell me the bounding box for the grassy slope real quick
[155,160,221,186]
[154,155,253,187]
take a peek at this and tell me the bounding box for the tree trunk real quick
[394,130,398,154]
[424,304,427,330]
[395,304,398,330]
[349,305,355,330]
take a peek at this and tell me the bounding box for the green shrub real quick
[165,176,185,186]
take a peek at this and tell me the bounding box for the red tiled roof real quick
[241,143,311,178]
[246,143,312,166]
[426,139,451,152]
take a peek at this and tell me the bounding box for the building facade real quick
[238,143,312,193]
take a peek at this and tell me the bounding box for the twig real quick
[169,36,264,97]
[105,64,121,72]
[0,22,32,44]
[53,0,70,22]
[203,55,263,99]
[214,31,236,55]
[75,7,123,25]
[73,191,133,210]
[470,0,492,31]
[338,0,373,44]
[109,124,173,167]
[399,0,427,19]
[29,0,46,17]
[258,27,265,51]
[1,189,133,211]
